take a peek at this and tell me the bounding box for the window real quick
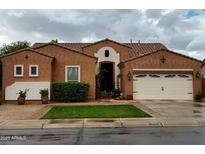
[105,50,109,57]
[178,74,190,78]
[14,65,23,77]
[149,74,160,78]
[65,66,80,82]
[135,74,147,78]
[164,74,176,78]
[29,65,39,77]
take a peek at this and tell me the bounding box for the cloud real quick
[7,10,26,18]
[145,9,164,19]
[81,32,99,43]
[186,36,205,51]
[38,10,95,25]
[0,9,205,60]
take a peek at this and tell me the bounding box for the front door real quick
[100,63,114,92]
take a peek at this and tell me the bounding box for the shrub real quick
[17,89,29,98]
[52,81,90,102]
[39,89,49,96]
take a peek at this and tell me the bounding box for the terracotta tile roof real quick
[121,48,203,64]
[32,43,91,51]
[124,43,168,58]
[0,48,55,59]
[82,38,132,49]
[32,41,167,59]
[33,43,97,59]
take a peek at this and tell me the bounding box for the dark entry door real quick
[100,63,113,92]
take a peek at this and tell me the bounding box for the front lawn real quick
[41,105,151,119]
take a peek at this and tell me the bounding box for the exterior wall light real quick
[127,71,132,81]
[196,71,201,79]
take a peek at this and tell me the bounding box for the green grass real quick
[41,105,151,119]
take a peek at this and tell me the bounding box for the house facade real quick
[0,38,203,101]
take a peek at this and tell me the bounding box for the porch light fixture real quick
[127,71,132,81]
[196,71,201,79]
[160,56,166,63]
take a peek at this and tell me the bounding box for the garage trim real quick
[133,69,193,74]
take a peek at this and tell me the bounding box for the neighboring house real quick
[201,61,205,97]
[0,38,203,101]
[201,60,205,77]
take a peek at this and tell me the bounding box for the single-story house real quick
[0,38,203,101]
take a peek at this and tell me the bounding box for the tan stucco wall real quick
[1,50,53,100]
[35,45,97,99]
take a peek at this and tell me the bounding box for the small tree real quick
[0,41,30,56]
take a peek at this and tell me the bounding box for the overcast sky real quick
[0,9,205,60]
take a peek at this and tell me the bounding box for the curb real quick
[0,118,205,129]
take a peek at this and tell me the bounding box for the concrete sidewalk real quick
[1,117,205,129]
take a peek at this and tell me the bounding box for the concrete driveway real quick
[137,100,205,118]
[0,102,50,120]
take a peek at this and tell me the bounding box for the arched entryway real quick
[99,62,114,92]
[95,46,120,98]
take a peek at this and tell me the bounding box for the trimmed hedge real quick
[52,81,90,102]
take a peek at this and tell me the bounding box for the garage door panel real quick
[133,73,193,100]
[5,82,51,100]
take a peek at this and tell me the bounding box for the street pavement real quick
[0,127,205,145]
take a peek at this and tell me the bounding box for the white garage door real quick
[133,73,193,100]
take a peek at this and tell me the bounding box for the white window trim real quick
[14,65,24,77]
[65,65,80,82]
[29,65,39,77]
